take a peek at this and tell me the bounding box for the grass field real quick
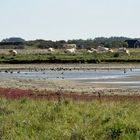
[1,49,140,64]
[0,98,140,140]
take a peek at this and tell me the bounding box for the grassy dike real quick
[0,99,140,139]
[1,52,140,64]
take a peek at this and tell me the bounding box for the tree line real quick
[1,37,140,49]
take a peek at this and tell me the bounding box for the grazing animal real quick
[108,48,114,52]
[97,46,109,52]
[9,50,17,56]
[91,48,98,52]
[87,48,97,53]
[118,48,130,55]
[87,50,94,53]
[125,49,130,55]
[65,48,76,53]
[48,47,55,52]
[118,47,126,52]
[63,44,77,49]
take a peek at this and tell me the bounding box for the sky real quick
[0,0,140,41]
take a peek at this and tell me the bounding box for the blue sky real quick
[0,0,140,41]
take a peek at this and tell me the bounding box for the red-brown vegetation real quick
[0,87,140,102]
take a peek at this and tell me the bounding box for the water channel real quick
[0,68,140,88]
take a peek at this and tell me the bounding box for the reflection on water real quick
[0,68,140,89]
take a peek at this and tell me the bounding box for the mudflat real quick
[0,63,140,95]
[0,63,140,70]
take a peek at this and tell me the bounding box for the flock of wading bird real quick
[0,66,133,80]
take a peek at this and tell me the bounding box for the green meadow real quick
[0,51,140,64]
[0,99,140,140]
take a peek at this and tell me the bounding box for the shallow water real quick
[0,68,140,89]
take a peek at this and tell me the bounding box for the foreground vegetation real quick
[1,51,140,64]
[0,99,140,139]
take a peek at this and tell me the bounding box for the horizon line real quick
[1,36,140,42]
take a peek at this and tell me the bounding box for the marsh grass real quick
[0,99,140,139]
[1,51,140,64]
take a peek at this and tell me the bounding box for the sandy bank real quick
[0,78,139,95]
[0,63,140,70]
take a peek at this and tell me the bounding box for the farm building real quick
[125,39,140,48]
